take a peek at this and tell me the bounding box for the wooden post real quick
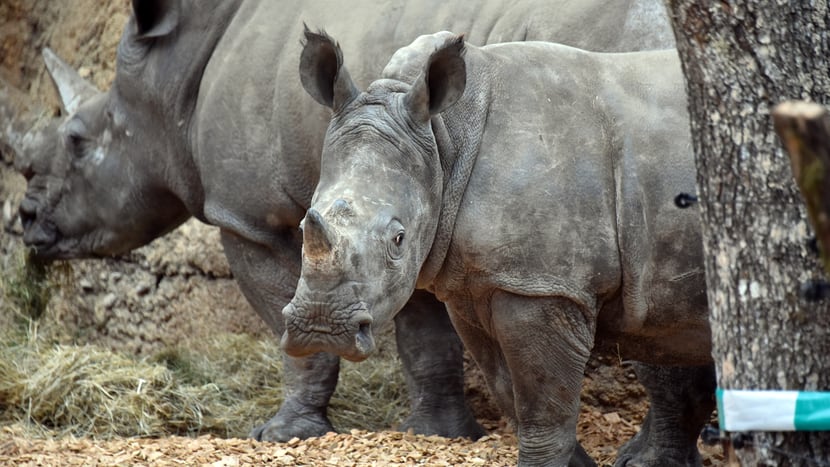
[773,101,830,277]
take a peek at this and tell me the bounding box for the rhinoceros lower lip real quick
[22,226,61,260]
[279,327,375,363]
[26,240,65,261]
[23,228,89,261]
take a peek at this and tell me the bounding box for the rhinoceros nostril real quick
[18,198,37,229]
[20,165,35,181]
[354,315,375,356]
[358,319,371,335]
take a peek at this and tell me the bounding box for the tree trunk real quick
[665,2,830,465]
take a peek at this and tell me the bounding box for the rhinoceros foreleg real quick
[219,230,301,334]
[251,352,339,441]
[448,293,597,467]
[614,363,715,467]
[394,290,485,439]
[220,231,337,441]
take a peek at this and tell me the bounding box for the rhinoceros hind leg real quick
[250,352,339,442]
[394,290,485,439]
[614,363,715,467]
[451,293,598,466]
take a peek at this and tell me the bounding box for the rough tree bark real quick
[666,2,830,465]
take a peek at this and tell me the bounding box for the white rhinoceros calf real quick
[284,29,713,467]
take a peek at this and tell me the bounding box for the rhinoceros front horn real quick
[303,208,334,259]
[42,47,99,115]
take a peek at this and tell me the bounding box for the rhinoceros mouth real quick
[20,221,61,260]
[280,330,376,362]
[18,194,106,261]
[280,301,376,362]
[20,215,91,261]
[23,232,76,261]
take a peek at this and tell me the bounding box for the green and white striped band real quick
[717,388,830,431]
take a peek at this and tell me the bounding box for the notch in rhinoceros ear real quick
[132,0,180,39]
[302,208,335,260]
[405,35,466,123]
[299,26,359,113]
[42,48,99,115]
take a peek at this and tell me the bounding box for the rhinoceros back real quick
[421,41,707,364]
[192,0,674,244]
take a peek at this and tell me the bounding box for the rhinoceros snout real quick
[280,302,376,362]
[19,196,58,252]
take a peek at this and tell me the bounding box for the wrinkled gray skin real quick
[14,0,677,453]
[287,31,715,467]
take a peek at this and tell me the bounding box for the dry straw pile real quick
[0,250,409,440]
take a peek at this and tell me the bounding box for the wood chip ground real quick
[0,408,725,466]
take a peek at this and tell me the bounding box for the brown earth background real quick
[0,1,724,465]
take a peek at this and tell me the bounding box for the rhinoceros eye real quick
[63,118,89,159]
[389,231,405,260]
[386,221,405,261]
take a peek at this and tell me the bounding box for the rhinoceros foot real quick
[613,442,702,467]
[613,363,714,467]
[398,394,486,440]
[250,398,334,442]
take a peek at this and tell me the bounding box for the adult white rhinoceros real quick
[12,0,677,455]
[284,30,713,466]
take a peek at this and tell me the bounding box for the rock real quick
[2,199,12,227]
[100,293,117,309]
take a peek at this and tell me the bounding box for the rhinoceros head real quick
[17,0,191,260]
[280,29,466,362]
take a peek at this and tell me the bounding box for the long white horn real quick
[42,47,99,115]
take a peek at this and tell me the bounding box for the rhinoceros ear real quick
[405,35,466,123]
[132,0,180,39]
[299,26,360,113]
